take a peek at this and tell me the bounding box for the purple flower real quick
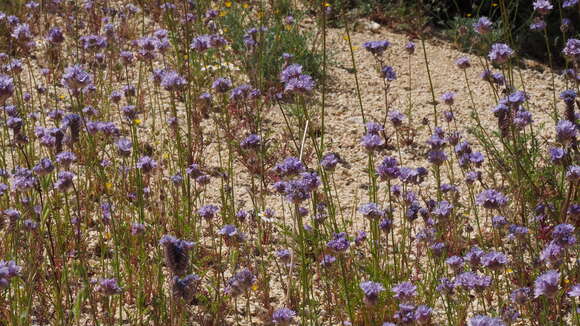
[55,151,77,168]
[481,251,508,270]
[432,200,453,218]
[198,205,219,219]
[394,303,416,324]
[11,167,38,192]
[136,156,157,174]
[562,38,580,62]
[430,242,446,256]
[354,230,368,245]
[274,157,305,177]
[456,56,471,69]
[455,272,492,292]
[539,242,564,266]
[160,70,186,91]
[476,189,508,209]
[32,158,54,177]
[436,277,455,295]
[533,0,553,15]
[54,171,75,192]
[534,270,560,298]
[469,315,506,326]
[359,203,384,219]
[0,260,21,289]
[513,109,533,129]
[392,281,417,302]
[61,65,92,91]
[366,122,384,134]
[218,224,246,243]
[381,66,397,81]
[321,254,336,267]
[240,134,261,149]
[360,281,385,305]
[284,74,315,94]
[563,0,578,8]
[160,235,195,276]
[379,218,393,233]
[363,40,390,55]
[280,64,303,83]
[275,249,292,264]
[172,274,201,302]
[115,138,132,157]
[80,34,107,51]
[376,157,400,180]
[327,232,350,253]
[492,216,508,228]
[414,305,432,325]
[488,43,514,64]
[11,23,33,42]
[426,127,447,149]
[555,120,577,144]
[224,268,256,297]
[440,91,455,105]
[131,222,145,235]
[405,41,415,54]
[473,17,493,34]
[46,27,64,44]
[510,287,532,304]
[230,84,258,101]
[567,165,580,182]
[0,74,14,105]
[568,284,580,297]
[530,18,547,31]
[388,111,405,127]
[320,153,340,171]
[361,133,384,151]
[560,89,577,105]
[427,150,447,165]
[97,278,122,295]
[551,223,576,247]
[212,77,232,93]
[272,308,296,325]
[446,256,464,272]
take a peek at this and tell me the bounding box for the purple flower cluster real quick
[360,280,385,305]
[488,43,514,64]
[363,40,390,56]
[0,260,21,289]
[160,235,195,276]
[224,268,256,297]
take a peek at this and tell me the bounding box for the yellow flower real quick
[105,231,111,240]
[134,119,142,125]
[242,3,249,9]
[225,1,232,8]
[565,279,570,284]
[352,45,360,51]
[467,13,472,17]
[219,10,226,17]
[162,153,169,160]
[506,268,513,274]
[324,2,331,7]
[491,3,498,7]
[251,284,258,291]
[342,34,350,41]
[105,182,113,190]
[59,95,65,100]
